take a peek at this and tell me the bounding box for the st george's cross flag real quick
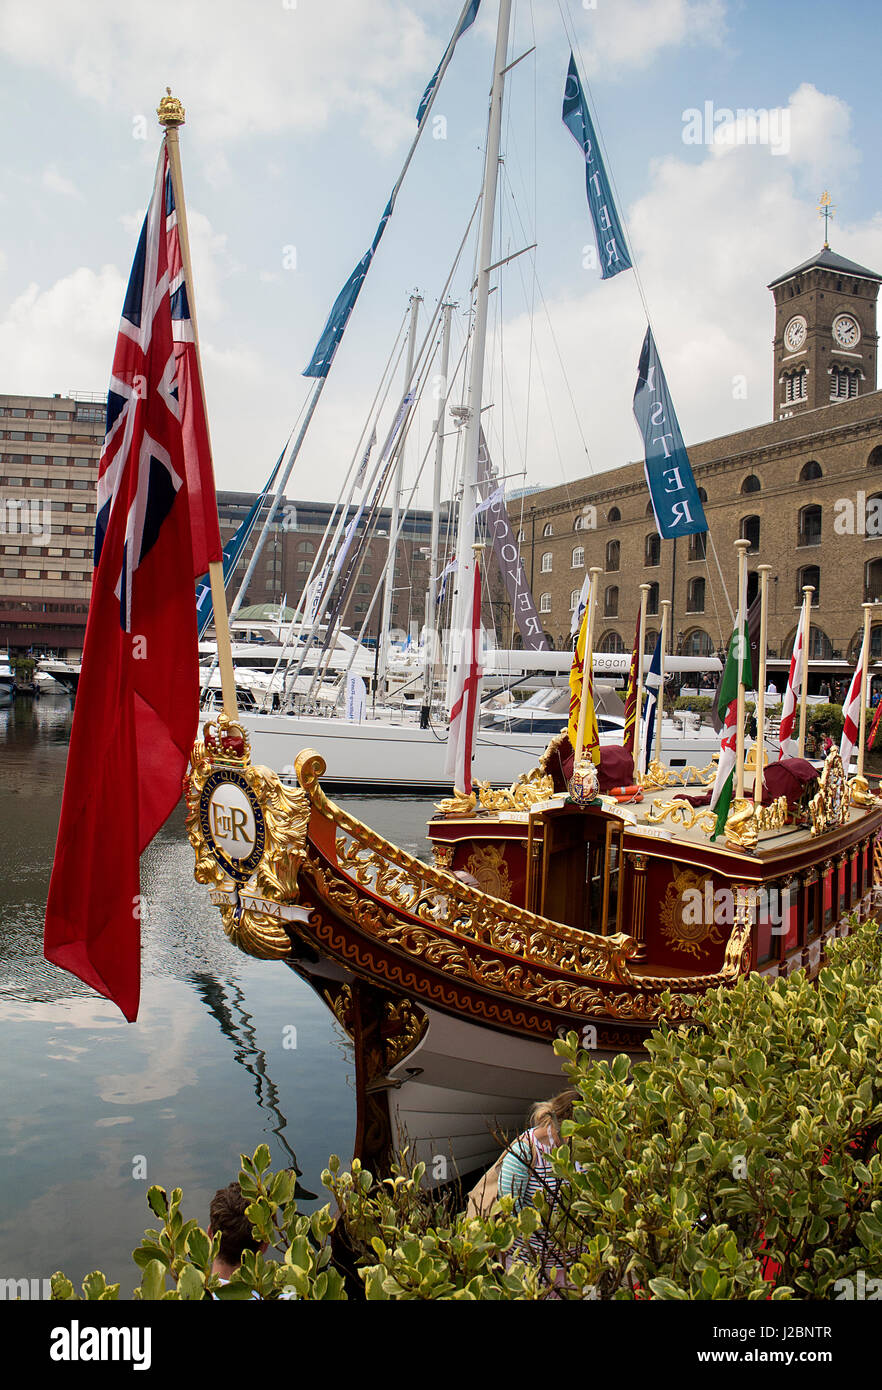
[44,141,222,1022]
[778,604,806,759]
[445,558,483,794]
[839,641,865,771]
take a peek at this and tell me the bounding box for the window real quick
[571,546,584,568]
[645,501,655,516]
[45,570,63,580]
[808,625,832,660]
[604,585,618,617]
[686,577,705,613]
[541,551,552,573]
[597,630,624,654]
[517,529,526,542]
[830,366,859,400]
[644,533,660,567]
[797,565,820,605]
[32,432,47,442]
[296,560,310,574]
[71,479,91,489]
[697,487,708,503]
[740,515,760,552]
[868,447,882,469]
[865,559,882,603]
[539,592,551,613]
[647,583,659,617]
[542,523,553,538]
[644,626,658,653]
[741,474,761,494]
[569,589,580,612]
[297,540,314,552]
[5,477,23,486]
[688,532,707,561]
[784,368,807,403]
[607,507,621,524]
[10,431,25,441]
[800,460,822,481]
[605,539,619,572]
[798,504,821,547]
[683,629,713,657]
[573,515,584,531]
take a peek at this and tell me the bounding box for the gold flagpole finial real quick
[157,87,185,129]
[817,190,835,249]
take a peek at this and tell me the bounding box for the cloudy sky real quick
[1,0,881,513]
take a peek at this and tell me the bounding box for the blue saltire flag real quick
[633,326,707,540]
[194,446,285,638]
[638,632,663,774]
[416,0,481,124]
[562,52,632,280]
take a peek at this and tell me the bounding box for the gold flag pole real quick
[797,584,814,760]
[857,602,874,780]
[734,539,750,799]
[634,583,649,776]
[755,563,772,801]
[655,598,670,769]
[157,89,239,721]
[575,567,602,762]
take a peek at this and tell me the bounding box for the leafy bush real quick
[674,696,713,714]
[51,922,882,1300]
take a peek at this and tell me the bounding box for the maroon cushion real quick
[761,757,818,806]
[598,745,635,791]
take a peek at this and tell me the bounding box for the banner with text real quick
[477,433,549,651]
[633,326,707,540]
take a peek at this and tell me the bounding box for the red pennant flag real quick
[44,141,220,1021]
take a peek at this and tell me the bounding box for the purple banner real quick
[477,432,549,651]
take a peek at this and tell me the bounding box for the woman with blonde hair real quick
[497,1089,579,1212]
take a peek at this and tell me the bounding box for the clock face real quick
[784,315,807,351]
[833,313,861,348]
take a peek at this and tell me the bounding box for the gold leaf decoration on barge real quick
[646,798,717,835]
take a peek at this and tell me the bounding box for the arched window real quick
[740,515,760,553]
[683,628,713,657]
[698,487,708,503]
[686,577,705,613]
[604,585,619,617]
[867,493,882,537]
[798,504,821,547]
[572,546,584,568]
[542,522,553,538]
[865,559,882,603]
[607,506,621,524]
[645,501,655,516]
[797,565,820,605]
[539,592,551,613]
[741,474,761,494]
[644,626,658,653]
[644,533,660,567]
[783,367,807,403]
[517,528,526,542]
[830,365,859,400]
[868,447,882,469]
[541,551,552,573]
[573,514,584,531]
[800,460,822,481]
[688,532,707,561]
[873,626,882,660]
[605,539,620,572]
[569,589,580,612]
[747,571,759,606]
[297,539,315,552]
[808,625,832,660]
[597,629,625,654]
[646,582,659,616]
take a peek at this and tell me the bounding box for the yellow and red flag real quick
[622,609,641,754]
[567,599,600,764]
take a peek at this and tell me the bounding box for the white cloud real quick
[541,0,727,74]
[40,163,82,198]
[0,265,124,394]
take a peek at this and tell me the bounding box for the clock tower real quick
[768,244,881,420]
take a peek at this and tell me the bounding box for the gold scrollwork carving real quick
[848,775,877,809]
[474,769,555,811]
[466,844,513,901]
[647,798,717,835]
[434,788,478,817]
[809,749,850,836]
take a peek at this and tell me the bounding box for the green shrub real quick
[51,922,882,1300]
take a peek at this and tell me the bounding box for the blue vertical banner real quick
[417,0,481,124]
[562,52,632,280]
[633,326,707,539]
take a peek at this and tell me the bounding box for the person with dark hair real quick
[208,1181,267,1291]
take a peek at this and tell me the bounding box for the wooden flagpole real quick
[157,90,239,721]
[797,585,814,760]
[755,563,772,800]
[575,567,602,761]
[734,539,750,799]
[857,602,874,780]
[656,599,670,768]
[634,583,649,776]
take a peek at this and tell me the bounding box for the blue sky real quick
[1,0,880,510]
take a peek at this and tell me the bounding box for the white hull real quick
[240,710,719,790]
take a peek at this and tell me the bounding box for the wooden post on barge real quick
[634,582,649,776]
[734,539,750,799]
[655,598,670,768]
[575,566,602,761]
[797,584,814,760]
[857,602,875,780]
[158,90,239,721]
[755,564,773,801]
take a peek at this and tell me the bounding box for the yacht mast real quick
[421,298,455,723]
[377,292,422,691]
[449,0,513,703]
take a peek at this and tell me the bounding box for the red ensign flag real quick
[44,141,221,1021]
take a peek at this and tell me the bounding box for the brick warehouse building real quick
[519,245,882,670]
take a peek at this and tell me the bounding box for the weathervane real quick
[818,191,836,249]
